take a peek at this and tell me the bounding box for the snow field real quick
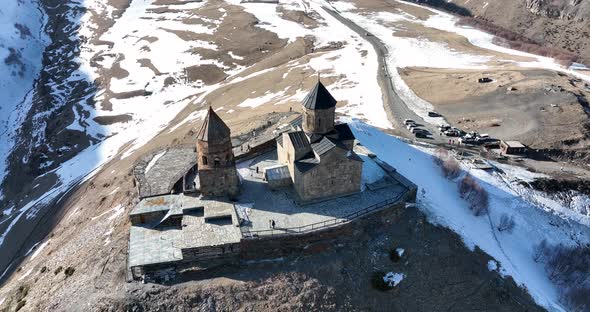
[347,119,589,311]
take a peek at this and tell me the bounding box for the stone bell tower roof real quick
[196,107,231,142]
[302,81,337,110]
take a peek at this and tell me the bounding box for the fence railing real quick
[241,191,408,239]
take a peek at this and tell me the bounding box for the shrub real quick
[532,241,590,311]
[459,175,489,216]
[15,300,26,311]
[54,266,63,275]
[563,286,590,312]
[434,148,461,180]
[434,148,447,166]
[64,267,75,278]
[470,189,489,216]
[533,239,550,263]
[497,214,516,233]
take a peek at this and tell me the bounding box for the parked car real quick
[407,123,416,130]
[428,111,441,117]
[410,128,425,134]
[439,125,450,132]
[451,127,465,136]
[459,137,477,145]
[404,119,415,125]
[415,132,427,138]
[444,130,460,137]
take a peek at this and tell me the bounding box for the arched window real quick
[202,156,208,165]
[214,157,221,167]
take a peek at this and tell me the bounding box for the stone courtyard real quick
[127,81,416,282]
[234,145,409,236]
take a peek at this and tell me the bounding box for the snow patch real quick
[18,268,34,281]
[145,151,166,173]
[30,240,50,260]
[107,204,125,221]
[383,272,405,287]
[487,259,498,271]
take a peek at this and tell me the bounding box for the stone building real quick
[276,80,363,202]
[500,140,527,155]
[196,107,240,197]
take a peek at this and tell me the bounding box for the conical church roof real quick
[302,81,337,110]
[197,107,231,142]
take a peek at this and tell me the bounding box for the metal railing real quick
[241,191,407,239]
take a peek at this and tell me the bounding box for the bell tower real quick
[302,80,337,135]
[196,107,239,197]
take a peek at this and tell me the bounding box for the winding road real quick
[322,4,449,144]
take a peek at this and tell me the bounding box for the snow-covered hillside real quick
[0,0,49,199]
[348,119,590,311]
[0,0,589,310]
[0,0,392,236]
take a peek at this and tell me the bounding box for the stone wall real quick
[182,243,241,262]
[235,136,277,161]
[130,210,166,226]
[303,107,335,134]
[240,201,406,260]
[131,194,415,281]
[294,150,362,202]
[198,168,240,197]
[197,135,239,197]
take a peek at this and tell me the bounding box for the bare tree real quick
[497,213,516,233]
[459,175,489,216]
[533,241,590,311]
[434,148,461,179]
[533,239,549,263]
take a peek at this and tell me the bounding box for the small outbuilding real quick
[264,165,292,189]
[500,140,527,155]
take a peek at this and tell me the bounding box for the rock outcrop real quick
[525,0,590,22]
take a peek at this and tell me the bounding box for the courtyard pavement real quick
[234,147,408,235]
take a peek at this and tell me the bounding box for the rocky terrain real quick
[408,0,590,63]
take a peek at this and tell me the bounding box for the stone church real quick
[196,107,240,197]
[277,80,363,202]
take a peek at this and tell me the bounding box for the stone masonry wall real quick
[197,135,239,197]
[295,151,362,202]
[303,107,335,134]
[239,201,406,260]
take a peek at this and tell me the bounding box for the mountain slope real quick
[407,0,590,63]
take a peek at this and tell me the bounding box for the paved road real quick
[321,5,449,144]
